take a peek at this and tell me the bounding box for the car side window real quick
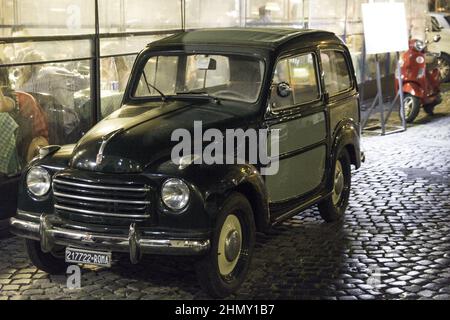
[320,50,352,96]
[270,53,319,110]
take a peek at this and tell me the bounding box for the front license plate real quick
[65,247,112,267]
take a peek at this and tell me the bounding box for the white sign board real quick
[362,2,409,55]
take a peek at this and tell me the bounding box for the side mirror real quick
[425,27,430,33]
[433,34,441,43]
[276,82,292,98]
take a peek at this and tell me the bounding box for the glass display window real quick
[0,61,92,175]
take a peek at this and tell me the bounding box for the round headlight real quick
[414,40,425,52]
[161,178,190,211]
[26,167,51,197]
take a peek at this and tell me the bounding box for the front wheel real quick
[25,239,67,274]
[318,149,351,222]
[403,94,421,123]
[195,192,255,298]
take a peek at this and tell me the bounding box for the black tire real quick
[195,192,255,298]
[437,52,450,83]
[25,239,67,274]
[318,149,351,222]
[403,94,421,123]
[423,104,435,116]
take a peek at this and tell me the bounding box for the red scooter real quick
[396,39,442,123]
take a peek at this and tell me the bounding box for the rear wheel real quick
[318,149,351,222]
[25,239,67,274]
[403,94,421,123]
[437,52,450,83]
[195,192,255,298]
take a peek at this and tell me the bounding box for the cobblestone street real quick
[1,90,449,300]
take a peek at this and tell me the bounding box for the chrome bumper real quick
[10,211,210,264]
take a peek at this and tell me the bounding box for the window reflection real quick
[0,58,92,176]
[99,55,135,119]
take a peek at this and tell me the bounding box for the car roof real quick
[148,28,342,50]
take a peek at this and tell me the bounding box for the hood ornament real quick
[96,128,124,166]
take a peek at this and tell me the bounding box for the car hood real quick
[70,99,256,173]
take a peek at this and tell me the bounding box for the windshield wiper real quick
[176,90,220,102]
[176,90,208,95]
[142,70,167,101]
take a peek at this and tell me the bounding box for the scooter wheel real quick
[403,94,421,123]
[437,52,450,83]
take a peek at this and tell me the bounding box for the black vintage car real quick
[10,28,362,297]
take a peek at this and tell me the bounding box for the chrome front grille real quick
[52,176,151,219]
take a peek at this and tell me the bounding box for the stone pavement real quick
[0,91,449,300]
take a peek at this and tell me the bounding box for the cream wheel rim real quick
[218,214,242,277]
[332,159,344,206]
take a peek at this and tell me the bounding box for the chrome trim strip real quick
[54,204,150,218]
[53,178,150,192]
[96,128,124,165]
[53,191,150,205]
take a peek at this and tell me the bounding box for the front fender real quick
[403,82,425,99]
[150,160,270,232]
[17,144,75,214]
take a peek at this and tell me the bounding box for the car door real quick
[264,50,327,206]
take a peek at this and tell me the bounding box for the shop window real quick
[270,53,319,110]
[320,50,352,96]
[0,0,95,37]
[99,55,135,119]
[186,0,240,28]
[0,61,92,176]
[99,0,182,32]
[98,35,170,119]
[244,0,309,27]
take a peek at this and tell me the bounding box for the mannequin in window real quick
[16,50,89,109]
[16,50,87,139]
[0,59,20,175]
[257,6,272,24]
[1,56,49,164]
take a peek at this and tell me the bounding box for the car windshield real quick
[133,53,264,103]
